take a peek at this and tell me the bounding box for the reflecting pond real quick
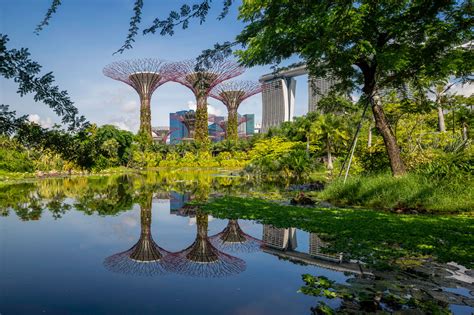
[1,171,473,314]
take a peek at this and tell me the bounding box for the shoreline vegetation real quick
[1,166,472,214]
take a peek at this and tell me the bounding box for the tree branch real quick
[114,0,144,55]
[34,0,62,35]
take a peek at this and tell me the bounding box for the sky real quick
[0,0,311,131]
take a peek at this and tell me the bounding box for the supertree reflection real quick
[168,212,246,278]
[210,219,262,253]
[103,195,173,276]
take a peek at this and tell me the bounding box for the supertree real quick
[168,212,246,278]
[152,127,177,143]
[210,219,262,253]
[103,195,173,276]
[217,116,249,139]
[210,80,262,141]
[169,59,244,146]
[103,58,174,141]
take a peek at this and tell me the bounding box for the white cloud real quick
[121,100,139,113]
[27,114,53,128]
[187,100,197,110]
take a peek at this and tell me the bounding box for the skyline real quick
[0,0,310,132]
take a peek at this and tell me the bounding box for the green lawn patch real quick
[315,173,474,213]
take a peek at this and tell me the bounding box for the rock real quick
[290,192,315,205]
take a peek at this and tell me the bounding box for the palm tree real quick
[310,114,349,172]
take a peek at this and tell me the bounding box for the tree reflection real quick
[168,212,246,278]
[103,193,173,276]
[0,171,272,220]
[209,219,262,253]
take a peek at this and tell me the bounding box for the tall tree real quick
[234,1,472,176]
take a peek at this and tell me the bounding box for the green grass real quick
[315,173,474,213]
[201,196,474,269]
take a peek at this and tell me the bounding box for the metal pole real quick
[338,97,370,179]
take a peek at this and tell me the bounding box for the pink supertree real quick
[169,59,244,145]
[152,127,177,143]
[210,80,261,141]
[103,58,175,140]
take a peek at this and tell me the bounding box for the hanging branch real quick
[114,0,144,55]
[34,0,62,35]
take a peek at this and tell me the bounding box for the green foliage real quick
[245,137,315,181]
[299,274,451,314]
[201,196,474,268]
[318,173,473,213]
[0,143,34,173]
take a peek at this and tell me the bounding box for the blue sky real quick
[0,0,310,131]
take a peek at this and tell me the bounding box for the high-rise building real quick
[308,77,337,112]
[260,78,296,133]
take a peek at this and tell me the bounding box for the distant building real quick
[169,110,189,144]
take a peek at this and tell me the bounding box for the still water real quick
[0,172,473,314]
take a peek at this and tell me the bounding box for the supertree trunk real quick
[227,108,239,141]
[195,94,210,146]
[139,96,152,139]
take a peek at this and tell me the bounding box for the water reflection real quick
[209,219,263,253]
[261,225,364,275]
[0,172,282,220]
[103,194,173,276]
[169,212,247,278]
[1,173,472,314]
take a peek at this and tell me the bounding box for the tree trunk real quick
[371,93,406,176]
[227,108,239,141]
[195,94,210,146]
[367,121,372,148]
[326,135,333,171]
[139,96,152,141]
[437,104,446,132]
[462,123,468,140]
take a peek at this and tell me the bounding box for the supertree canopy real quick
[103,195,173,276]
[210,219,262,253]
[103,58,174,141]
[152,127,177,143]
[168,212,246,278]
[169,59,244,145]
[211,80,261,141]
